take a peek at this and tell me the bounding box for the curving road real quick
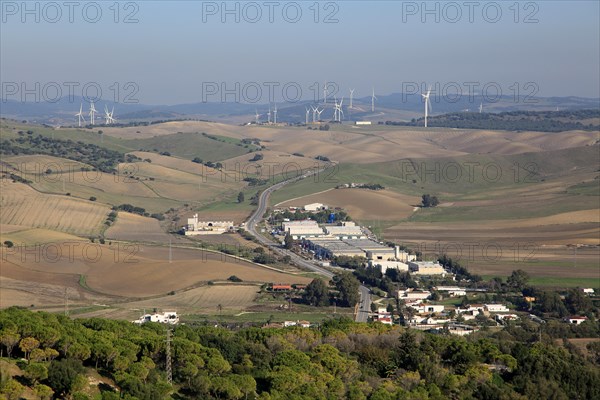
[245,169,371,323]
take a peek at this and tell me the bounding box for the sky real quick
[1,0,599,105]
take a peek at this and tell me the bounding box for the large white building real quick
[304,203,327,212]
[282,220,325,239]
[185,214,233,235]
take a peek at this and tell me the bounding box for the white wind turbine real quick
[479,102,483,114]
[89,101,97,125]
[316,107,324,121]
[349,89,355,109]
[267,105,271,124]
[104,105,116,125]
[305,107,310,124]
[311,105,318,123]
[323,82,328,104]
[371,88,377,112]
[421,86,432,127]
[255,109,260,124]
[333,97,344,122]
[75,103,85,127]
[273,103,278,124]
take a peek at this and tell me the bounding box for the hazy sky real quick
[2,0,599,104]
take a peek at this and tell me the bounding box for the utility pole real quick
[166,328,173,385]
[64,288,69,316]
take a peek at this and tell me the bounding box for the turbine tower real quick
[479,102,483,114]
[273,103,277,124]
[371,88,377,112]
[305,107,310,124]
[75,104,85,127]
[323,82,328,104]
[349,89,355,109]
[421,86,432,128]
[88,101,97,125]
[267,105,271,124]
[255,109,260,124]
[333,97,344,122]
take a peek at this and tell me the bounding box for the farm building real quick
[408,261,446,276]
[434,286,467,297]
[304,203,328,211]
[484,304,510,313]
[185,214,233,235]
[271,284,293,292]
[355,121,372,125]
[132,311,179,325]
[304,237,366,258]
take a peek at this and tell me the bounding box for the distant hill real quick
[382,109,600,132]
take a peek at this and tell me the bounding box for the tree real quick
[25,362,48,384]
[47,358,85,397]
[237,192,245,203]
[3,240,14,248]
[507,269,530,291]
[19,336,40,360]
[332,272,360,307]
[0,379,24,400]
[421,194,439,208]
[0,331,20,358]
[303,278,330,306]
[284,233,294,250]
[565,288,592,314]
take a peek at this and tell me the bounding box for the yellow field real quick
[278,188,420,221]
[0,180,109,236]
[105,212,172,243]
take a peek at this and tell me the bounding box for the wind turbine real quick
[349,89,355,109]
[316,107,324,122]
[75,104,85,127]
[305,107,310,124]
[88,101,97,125]
[371,88,377,112]
[333,97,344,122]
[273,103,277,124]
[104,105,116,125]
[479,102,483,114]
[255,109,260,124]
[310,106,319,124]
[323,82,328,104]
[421,86,432,128]
[267,105,271,124]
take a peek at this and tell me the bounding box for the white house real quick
[565,316,588,325]
[375,307,393,325]
[583,288,595,295]
[398,289,431,301]
[133,311,179,325]
[434,286,467,297]
[484,304,510,313]
[410,304,445,313]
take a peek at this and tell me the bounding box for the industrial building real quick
[371,260,409,274]
[281,220,325,239]
[323,221,365,239]
[185,214,233,235]
[408,261,447,276]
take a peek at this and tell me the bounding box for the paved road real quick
[245,170,371,323]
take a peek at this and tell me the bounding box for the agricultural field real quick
[0,180,109,236]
